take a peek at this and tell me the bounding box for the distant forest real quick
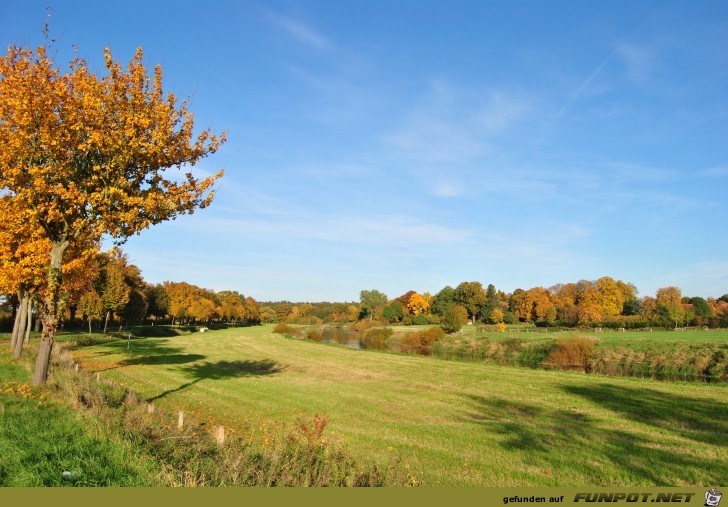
[2,247,727,331]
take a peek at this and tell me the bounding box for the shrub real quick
[420,326,445,346]
[399,327,445,355]
[273,323,301,337]
[440,305,468,333]
[517,342,555,368]
[305,328,323,342]
[543,337,597,372]
[353,319,380,333]
[361,328,393,350]
[411,313,430,325]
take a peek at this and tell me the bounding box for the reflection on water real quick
[321,327,361,349]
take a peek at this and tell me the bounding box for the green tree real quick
[689,297,714,323]
[146,284,169,320]
[454,281,486,323]
[431,286,455,316]
[123,288,148,325]
[382,300,405,323]
[359,290,388,320]
[441,304,468,333]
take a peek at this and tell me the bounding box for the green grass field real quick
[73,324,728,486]
[0,344,161,486]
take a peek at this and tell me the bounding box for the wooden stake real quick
[147,403,155,414]
[178,411,184,429]
[215,425,225,445]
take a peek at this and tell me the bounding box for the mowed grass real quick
[75,325,728,487]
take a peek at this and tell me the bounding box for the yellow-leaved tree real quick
[0,194,101,359]
[0,40,225,384]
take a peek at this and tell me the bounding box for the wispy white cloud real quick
[616,42,656,84]
[285,65,379,126]
[172,213,473,248]
[477,92,532,133]
[384,82,534,197]
[602,161,679,183]
[698,165,728,177]
[266,10,331,50]
[387,82,531,165]
[299,163,370,180]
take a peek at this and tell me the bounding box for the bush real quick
[305,328,323,342]
[543,337,597,372]
[517,342,556,368]
[353,319,380,333]
[440,305,468,333]
[273,323,301,337]
[361,328,393,350]
[411,314,430,325]
[399,327,445,355]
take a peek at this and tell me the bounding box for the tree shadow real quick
[148,359,286,402]
[561,383,728,446]
[460,391,727,485]
[82,339,207,371]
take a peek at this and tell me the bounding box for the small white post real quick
[178,411,184,429]
[147,403,155,414]
[215,425,225,445]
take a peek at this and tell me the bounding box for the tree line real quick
[1,246,261,335]
[262,279,728,332]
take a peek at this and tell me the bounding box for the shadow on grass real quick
[561,383,728,446]
[461,388,728,485]
[83,339,207,372]
[148,359,285,402]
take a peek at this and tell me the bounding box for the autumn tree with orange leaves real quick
[0,39,225,384]
[0,194,101,358]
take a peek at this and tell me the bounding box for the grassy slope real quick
[0,342,160,486]
[75,325,728,487]
[459,326,728,347]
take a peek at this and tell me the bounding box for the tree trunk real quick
[24,297,33,344]
[33,240,70,385]
[13,292,29,359]
[34,310,41,333]
[10,296,22,349]
[103,310,110,334]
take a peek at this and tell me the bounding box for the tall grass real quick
[432,334,728,382]
[0,344,160,486]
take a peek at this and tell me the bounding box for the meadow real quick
[70,324,728,486]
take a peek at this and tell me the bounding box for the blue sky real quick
[2,1,727,302]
